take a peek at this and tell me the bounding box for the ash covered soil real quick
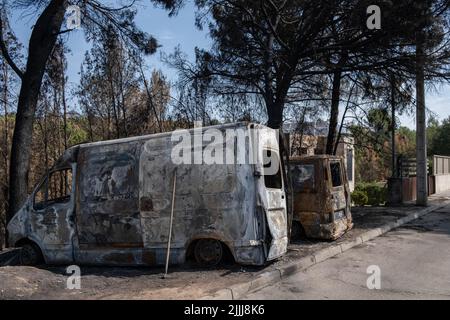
[0,263,259,300]
[1,199,448,300]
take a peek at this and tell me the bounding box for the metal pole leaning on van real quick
[163,168,177,279]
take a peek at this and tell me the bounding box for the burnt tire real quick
[19,243,43,266]
[194,239,223,267]
[291,221,306,240]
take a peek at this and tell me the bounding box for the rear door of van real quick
[329,159,348,221]
[253,128,288,261]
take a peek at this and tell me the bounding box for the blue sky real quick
[9,1,210,83]
[7,1,450,129]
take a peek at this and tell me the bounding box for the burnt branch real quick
[0,12,24,79]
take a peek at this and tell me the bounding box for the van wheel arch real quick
[15,239,44,266]
[186,238,235,267]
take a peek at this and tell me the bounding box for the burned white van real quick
[7,122,288,267]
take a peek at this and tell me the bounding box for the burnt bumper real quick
[302,218,353,240]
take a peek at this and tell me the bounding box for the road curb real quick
[313,244,342,264]
[277,255,315,278]
[248,270,281,293]
[202,200,450,300]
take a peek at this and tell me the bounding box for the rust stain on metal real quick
[290,155,353,240]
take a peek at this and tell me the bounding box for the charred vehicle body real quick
[289,155,353,240]
[7,122,288,267]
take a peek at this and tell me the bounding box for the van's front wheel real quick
[19,243,43,266]
[194,239,223,267]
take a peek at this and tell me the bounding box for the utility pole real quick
[415,27,428,206]
[390,75,396,178]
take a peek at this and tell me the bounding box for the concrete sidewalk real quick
[243,204,450,299]
[201,191,450,299]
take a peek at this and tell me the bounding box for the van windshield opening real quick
[291,164,315,192]
[263,149,282,189]
[330,161,342,187]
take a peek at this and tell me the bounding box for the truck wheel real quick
[19,243,43,266]
[194,239,223,267]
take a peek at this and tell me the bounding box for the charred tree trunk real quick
[107,70,121,139]
[62,72,68,150]
[267,100,284,129]
[267,69,294,130]
[53,85,63,160]
[326,70,342,155]
[1,61,9,249]
[7,0,67,224]
[139,63,163,133]
[333,81,355,155]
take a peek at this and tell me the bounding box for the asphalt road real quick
[244,204,450,300]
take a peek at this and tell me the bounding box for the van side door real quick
[329,160,347,221]
[74,146,143,250]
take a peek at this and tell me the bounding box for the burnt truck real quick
[7,122,288,267]
[289,155,353,240]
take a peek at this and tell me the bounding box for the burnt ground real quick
[1,193,449,300]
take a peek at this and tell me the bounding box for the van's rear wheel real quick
[194,239,223,267]
[19,243,43,266]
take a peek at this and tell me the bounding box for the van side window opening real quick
[33,168,73,210]
[263,149,282,189]
[291,164,315,192]
[330,162,342,187]
[48,169,73,203]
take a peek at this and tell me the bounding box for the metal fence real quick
[433,155,450,175]
[397,156,431,177]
